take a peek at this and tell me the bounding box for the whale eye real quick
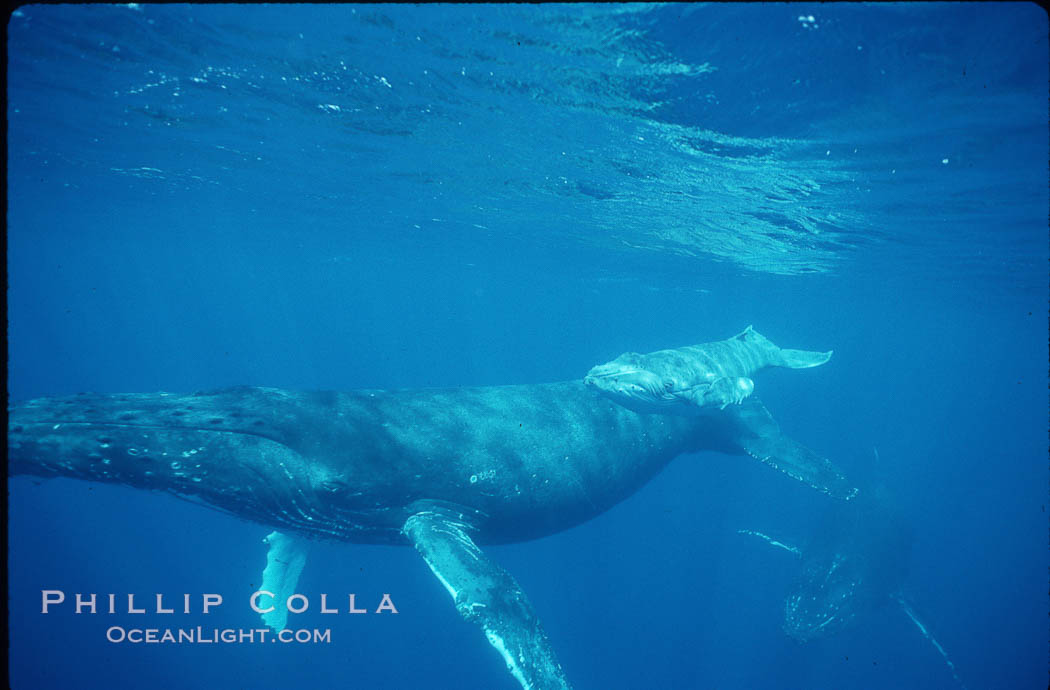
[663,378,675,391]
[321,479,349,494]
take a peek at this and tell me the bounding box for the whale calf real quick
[9,378,854,689]
[584,326,832,414]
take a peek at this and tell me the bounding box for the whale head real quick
[584,353,679,413]
[782,552,863,642]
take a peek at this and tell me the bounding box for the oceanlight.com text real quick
[106,626,332,644]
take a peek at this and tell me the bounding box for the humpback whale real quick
[584,326,832,414]
[739,470,966,689]
[9,378,854,690]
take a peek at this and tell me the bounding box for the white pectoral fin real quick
[677,385,711,409]
[403,503,572,690]
[680,377,755,411]
[894,595,968,689]
[258,530,310,631]
[737,529,802,557]
[722,377,755,408]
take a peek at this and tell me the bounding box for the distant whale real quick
[584,326,832,414]
[9,377,854,689]
[740,473,966,689]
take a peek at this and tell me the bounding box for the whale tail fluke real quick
[776,347,833,369]
[735,326,833,370]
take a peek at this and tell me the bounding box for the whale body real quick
[584,326,832,414]
[9,380,854,689]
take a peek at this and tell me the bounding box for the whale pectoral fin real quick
[737,529,803,557]
[257,531,310,631]
[677,384,713,408]
[717,377,755,409]
[727,396,781,436]
[894,595,968,689]
[729,399,858,500]
[403,505,572,690]
[679,377,755,410]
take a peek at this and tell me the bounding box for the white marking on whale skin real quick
[896,595,968,689]
[737,529,801,557]
[258,531,310,632]
[425,559,459,600]
[485,629,531,690]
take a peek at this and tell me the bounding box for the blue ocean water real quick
[6,4,1046,689]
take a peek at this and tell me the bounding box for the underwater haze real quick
[7,4,1047,689]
